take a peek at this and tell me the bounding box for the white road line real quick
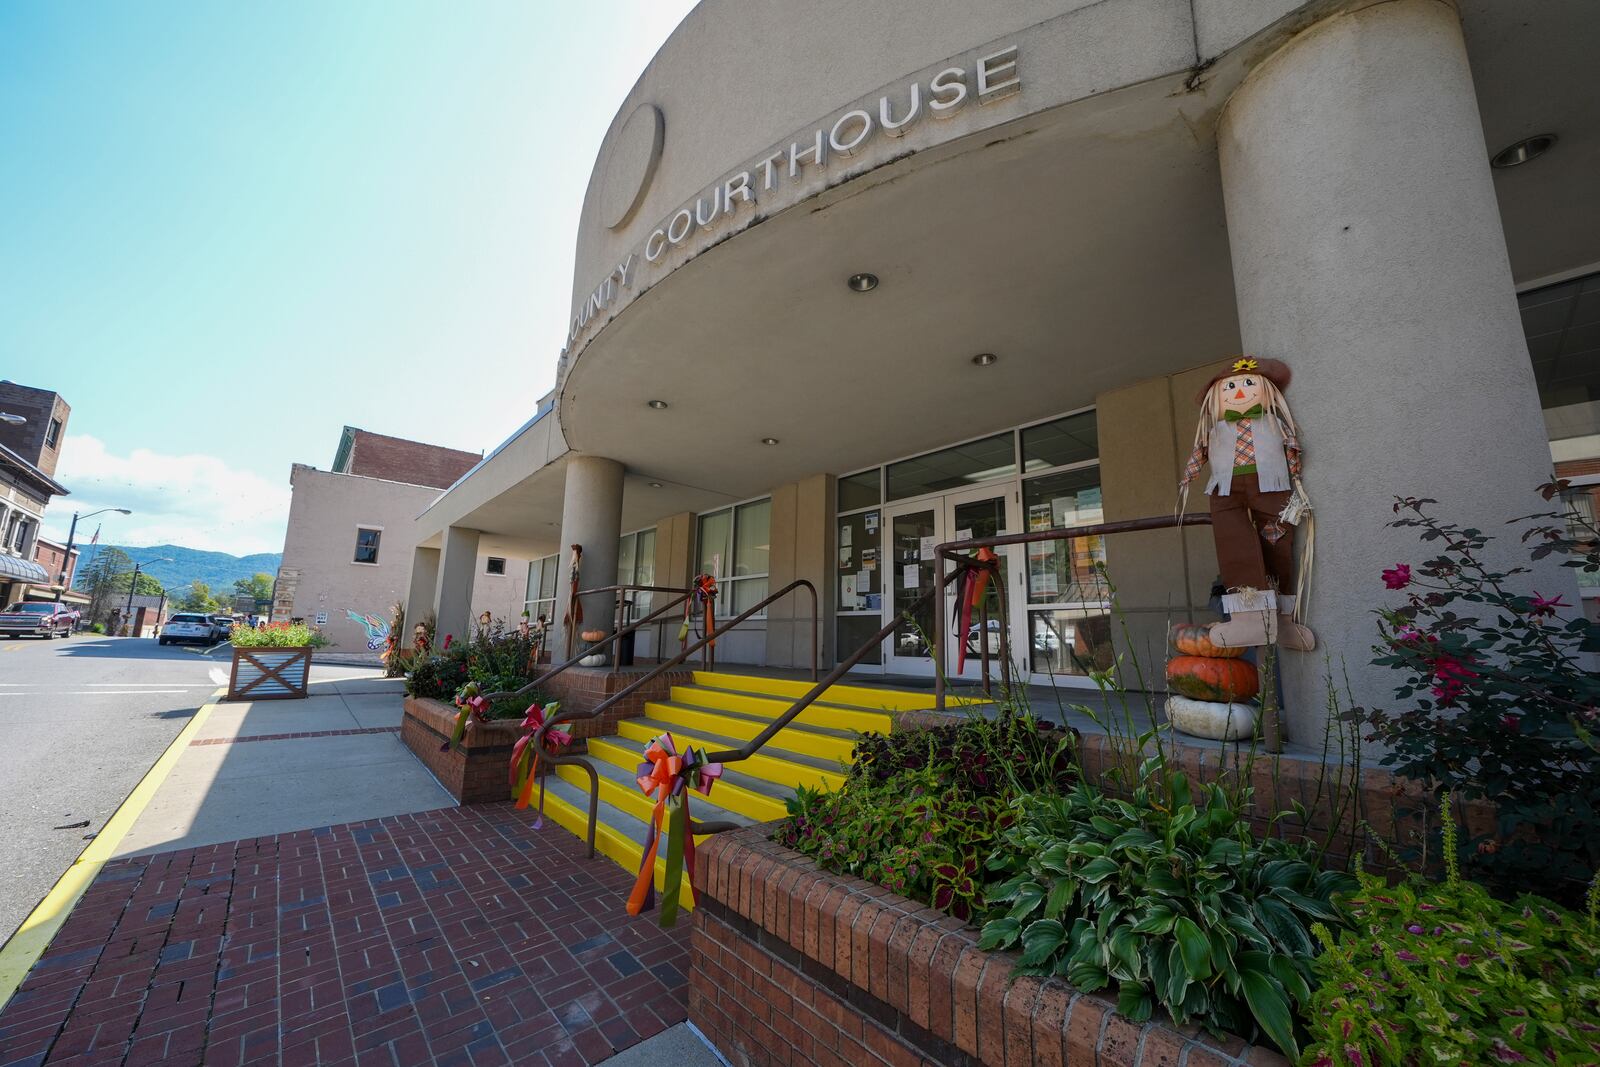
[0,683,205,688]
[0,690,191,696]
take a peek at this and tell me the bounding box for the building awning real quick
[0,554,51,584]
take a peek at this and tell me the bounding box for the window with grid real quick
[617,528,657,620]
[524,554,559,623]
[352,528,381,564]
[697,499,770,615]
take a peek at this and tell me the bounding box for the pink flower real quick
[443,634,454,651]
[1500,714,1519,731]
[1529,592,1569,619]
[1382,564,1413,590]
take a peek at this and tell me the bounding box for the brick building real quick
[331,427,481,490]
[0,381,69,479]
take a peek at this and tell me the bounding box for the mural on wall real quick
[346,610,391,651]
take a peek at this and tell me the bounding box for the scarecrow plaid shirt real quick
[1181,417,1301,488]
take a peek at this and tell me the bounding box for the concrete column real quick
[433,527,481,646]
[556,455,625,658]
[403,546,440,642]
[765,474,834,669]
[1218,0,1566,743]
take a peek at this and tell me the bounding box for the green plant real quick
[979,776,1353,1059]
[404,650,470,702]
[775,768,1012,921]
[1304,800,1600,1066]
[847,710,1077,798]
[1355,488,1600,903]
[228,621,328,648]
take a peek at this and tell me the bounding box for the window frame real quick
[352,525,383,566]
[45,418,61,449]
[485,556,507,576]
[696,496,772,618]
[523,553,559,624]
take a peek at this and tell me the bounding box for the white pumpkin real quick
[1166,694,1258,742]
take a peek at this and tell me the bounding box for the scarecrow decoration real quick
[679,573,718,649]
[562,544,583,657]
[953,546,1000,674]
[1178,357,1315,651]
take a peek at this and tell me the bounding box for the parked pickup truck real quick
[0,602,76,639]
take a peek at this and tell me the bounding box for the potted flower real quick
[226,621,329,701]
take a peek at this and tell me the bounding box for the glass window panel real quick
[1022,467,1108,604]
[836,614,883,665]
[616,532,636,586]
[353,528,381,564]
[1028,608,1114,675]
[698,510,731,577]
[890,508,938,658]
[836,510,880,610]
[838,469,881,512]
[634,529,656,615]
[733,500,770,577]
[886,433,1015,501]
[729,576,768,614]
[1022,411,1098,472]
[539,555,557,599]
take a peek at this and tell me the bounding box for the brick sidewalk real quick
[0,805,690,1067]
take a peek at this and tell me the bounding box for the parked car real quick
[160,613,216,646]
[0,602,75,638]
[209,614,235,641]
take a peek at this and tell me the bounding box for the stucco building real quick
[273,430,530,652]
[403,0,1596,745]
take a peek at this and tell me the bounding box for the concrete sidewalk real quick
[0,670,699,1067]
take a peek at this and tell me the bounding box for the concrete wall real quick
[277,466,527,652]
[765,474,835,670]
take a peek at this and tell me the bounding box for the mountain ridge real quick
[73,543,281,596]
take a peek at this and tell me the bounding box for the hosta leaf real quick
[1173,916,1213,980]
[1038,842,1072,874]
[1067,960,1108,992]
[1205,838,1244,867]
[1044,876,1077,918]
[988,874,1030,903]
[1117,981,1154,1022]
[1254,896,1314,956]
[1108,926,1142,980]
[1238,954,1297,1059]
[1268,886,1342,925]
[977,916,1021,951]
[1258,859,1312,890]
[1130,906,1177,935]
[1267,954,1310,1005]
[1007,881,1046,920]
[1078,857,1119,884]
[1144,869,1184,894]
[1020,918,1066,967]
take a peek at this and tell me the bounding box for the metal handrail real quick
[531,578,820,856]
[482,584,692,704]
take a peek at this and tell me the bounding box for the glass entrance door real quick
[881,487,1022,678]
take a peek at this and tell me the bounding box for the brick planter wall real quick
[401,695,546,804]
[689,826,1286,1067]
[538,667,697,740]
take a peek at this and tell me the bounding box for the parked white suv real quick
[160,613,216,646]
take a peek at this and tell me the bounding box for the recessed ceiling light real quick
[761,437,780,446]
[846,273,878,293]
[648,481,663,488]
[971,352,998,366]
[1491,133,1557,169]
[646,399,669,410]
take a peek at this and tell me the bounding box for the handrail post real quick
[979,595,991,698]
[934,548,946,712]
[995,557,1012,696]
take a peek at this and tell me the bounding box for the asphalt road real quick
[0,633,226,945]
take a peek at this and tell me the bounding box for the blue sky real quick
[1,0,696,553]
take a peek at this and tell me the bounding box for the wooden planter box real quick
[689,826,1287,1067]
[227,646,314,701]
[401,695,551,804]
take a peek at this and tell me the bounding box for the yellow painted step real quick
[669,684,895,735]
[692,670,962,712]
[614,718,846,792]
[586,738,789,823]
[537,785,700,904]
[553,761,768,830]
[645,702,856,763]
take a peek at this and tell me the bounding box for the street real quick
[0,633,222,945]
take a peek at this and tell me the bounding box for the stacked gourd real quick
[1164,624,1259,741]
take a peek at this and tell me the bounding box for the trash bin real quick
[618,629,636,667]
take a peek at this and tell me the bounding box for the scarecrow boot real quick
[1275,595,1316,652]
[1208,590,1279,649]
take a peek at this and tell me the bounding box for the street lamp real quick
[55,507,132,603]
[123,557,173,633]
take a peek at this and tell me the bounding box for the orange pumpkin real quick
[580,629,607,642]
[1165,655,1259,702]
[1171,622,1247,659]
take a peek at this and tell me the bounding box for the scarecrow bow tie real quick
[626,733,722,928]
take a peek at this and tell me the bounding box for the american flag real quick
[90,524,100,545]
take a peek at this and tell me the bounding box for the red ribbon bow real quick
[509,702,570,824]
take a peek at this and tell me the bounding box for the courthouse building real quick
[403,0,1598,743]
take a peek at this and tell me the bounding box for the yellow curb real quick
[0,686,224,1012]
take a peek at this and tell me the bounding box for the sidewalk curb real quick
[0,686,225,1012]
